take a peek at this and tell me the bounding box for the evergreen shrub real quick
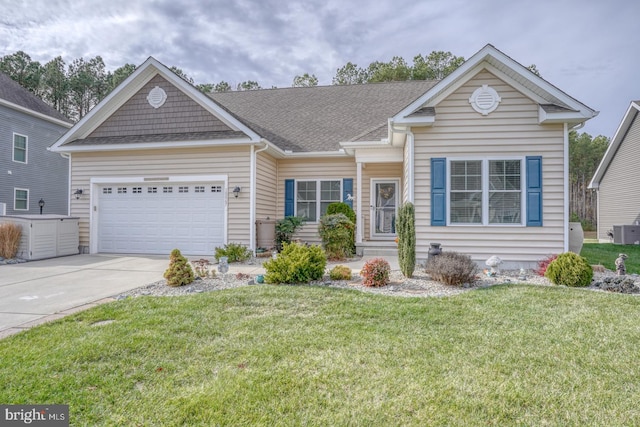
[545,252,593,287]
[397,202,416,278]
[214,242,252,263]
[329,265,352,281]
[164,249,195,287]
[263,242,327,284]
[318,213,354,260]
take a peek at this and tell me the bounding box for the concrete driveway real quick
[0,254,168,339]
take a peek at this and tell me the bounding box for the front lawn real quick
[2,285,640,425]
[581,242,640,273]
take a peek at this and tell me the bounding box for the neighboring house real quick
[589,101,640,242]
[0,72,72,216]
[50,44,597,267]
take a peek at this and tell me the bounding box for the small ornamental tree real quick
[397,202,416,277]
[164,249,195,287]
[318,213,355,260]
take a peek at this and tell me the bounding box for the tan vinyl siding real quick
[89,75,234,138]
[598,112,640,240]
[256,152,277,220]
[277,157,356,243]
[70,146,251,249]
[361,163,403,241]
[414,70,566,264]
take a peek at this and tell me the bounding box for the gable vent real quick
[147,86,167,109]
[469,85,501,115]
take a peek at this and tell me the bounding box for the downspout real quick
[564,123,569,252]
[60,152,72,216]
[250,141,269,251]
[389,120,415,203]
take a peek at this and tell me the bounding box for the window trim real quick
[14,187,29,211]
[446,156,525,226]
[294,179,342,223]
[12,133,28,164]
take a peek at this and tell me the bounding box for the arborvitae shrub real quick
[426,251,479,286]
[318,213,355,260]
[214,242,252,263]
[545,252,593,287]
[164,249,195,287]
[360,258,390,287]
[397,202,416,278]
[329,265,352,281]
[263,242,327,284]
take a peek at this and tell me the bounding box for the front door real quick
[371,179,399,239]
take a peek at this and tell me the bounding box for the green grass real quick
[581,243,640,273]
[2,285,640,426]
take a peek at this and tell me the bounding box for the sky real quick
[1,0,638,138]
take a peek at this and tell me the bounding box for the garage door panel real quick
[98,182,226,255]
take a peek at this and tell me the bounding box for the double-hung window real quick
[13,134,27,163]
[14,188,29,211]
[448,158,523,225]
[296,180,341,222]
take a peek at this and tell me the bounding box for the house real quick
[0,72,72,216]
[50,44,597,267]
[589,101,640,242]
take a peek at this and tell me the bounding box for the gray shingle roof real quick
[0,71,70,123]
[210,80,437,152]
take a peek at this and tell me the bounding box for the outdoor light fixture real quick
[73,189,83,199]
[233,186,241,198]
[38,198,45,215]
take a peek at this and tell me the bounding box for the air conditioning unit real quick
[613,225,640,245]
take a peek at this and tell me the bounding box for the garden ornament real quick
[485,256,503,276]
[615,253,628,276]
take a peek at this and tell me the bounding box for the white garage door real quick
[98,182,225,255]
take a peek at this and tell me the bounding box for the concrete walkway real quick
[0,254,398,339]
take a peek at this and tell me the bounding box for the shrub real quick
[425,252,479,286]
[545,252,593,287]
[214,242,252,263]
[330,265,352,281]
[275,216,305,251]
[164,249,194,287]
[326,202,356,224]
[191,258,215,278]
[360,258,390,287]
[263,242,326,284]
[536,254,558,276]
[0,222,22,259]
[318,213,355,260]
[397,202,416,278]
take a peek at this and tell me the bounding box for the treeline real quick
[569,130,609,229]
[0,50,467,121]
[1,50,608,227]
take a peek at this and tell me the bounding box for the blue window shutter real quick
[342,178,353,208]
[284,179,295,217]
[526,156,543,227]
[431,158,446,226]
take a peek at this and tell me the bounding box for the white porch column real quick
[356,161,363,243]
